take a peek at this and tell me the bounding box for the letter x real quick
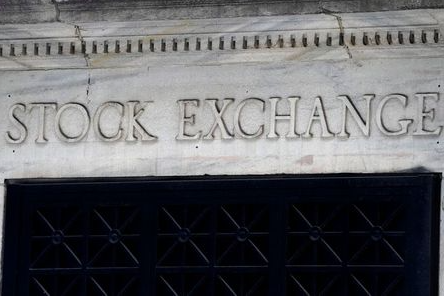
[204,99,234,139]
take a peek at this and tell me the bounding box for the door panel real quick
[2,174,440,295]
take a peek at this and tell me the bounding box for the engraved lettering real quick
[55,103,90,142]
[376,94,413,136]
[176,99,201,140]
[126,101,157,142]
[337,95,374,138]
[303,97,333,138]
[204,99,234,140]
[5,92,442,145]
[413,93,443,136]
[6,103,28,144]
[93,102,124,142]
[267,97,299,138]
[30,103,57,143]
[234,98,265,139]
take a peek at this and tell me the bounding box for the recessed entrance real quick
[2,174,440,295]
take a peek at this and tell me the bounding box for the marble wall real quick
[0,9,443,294]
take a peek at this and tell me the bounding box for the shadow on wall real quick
[398,166,436,173]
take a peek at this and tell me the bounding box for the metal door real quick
[2,174,440,295]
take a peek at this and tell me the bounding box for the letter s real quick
[6,103,28,144]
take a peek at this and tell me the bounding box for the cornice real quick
[2,0,443,24]
[0,9,444,70]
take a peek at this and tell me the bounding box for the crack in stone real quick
[322,8,353,59]
[74,24,93,102]
[427,11,440,25]
[52,0,79,27]
[52,0,61,22]
[85,72,92,103]
[74,25,90,66]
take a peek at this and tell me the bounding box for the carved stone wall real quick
[0,7,444,295]
[1,0,444,23]
[1,9,443,176]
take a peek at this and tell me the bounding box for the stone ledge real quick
[0,9,443,70]
[2,0,444,24]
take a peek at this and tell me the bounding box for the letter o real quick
[55,103,90,142]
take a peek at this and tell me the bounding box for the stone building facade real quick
[1,0,444,295]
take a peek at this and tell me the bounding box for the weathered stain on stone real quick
[296,155,314,166]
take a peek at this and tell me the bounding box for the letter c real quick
[93,102,124,141]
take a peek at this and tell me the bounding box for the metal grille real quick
[2,174,440,295]
[29,204,142,295]
[157,204,270,295]
[286,202,405,295]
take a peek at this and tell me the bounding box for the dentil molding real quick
[0,9,443,70]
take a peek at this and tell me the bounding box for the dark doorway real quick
[2,174,440,295]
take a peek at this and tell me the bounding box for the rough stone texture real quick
[0,8,444,294]
[1,0,444,23]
